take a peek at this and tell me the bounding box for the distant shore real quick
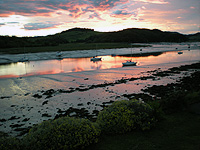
[1,42,199,65]
[0,43,150,54]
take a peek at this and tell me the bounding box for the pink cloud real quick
[0,0,131,18]
[111,10,134,18]
[136,0,168,4]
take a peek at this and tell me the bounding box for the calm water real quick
[0,49,199,79]
[0,44,200,136]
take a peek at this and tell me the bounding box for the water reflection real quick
[0,50,199,79]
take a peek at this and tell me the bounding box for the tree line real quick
[0,28,198,49]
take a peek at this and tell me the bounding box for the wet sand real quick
[0,42,200,137]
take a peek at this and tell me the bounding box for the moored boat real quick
[90,57,102,61]
[178,51,183,54]
[122,60,137,66]
[56,51,63,57]
[18,56,29,62]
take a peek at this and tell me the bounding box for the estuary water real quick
[0,42,200,136]
[0,42,200,79]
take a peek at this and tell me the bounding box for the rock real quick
[42,100,48,105]
[33,94,42,98]
[0,96,12,99]
[42,113,52,117]
[78,103,84,106]
[22,118,30,122]
[8,116,20,120]
[0,119,6,122]
[10,124,24,128]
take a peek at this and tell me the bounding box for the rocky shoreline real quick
[124,62,200,113]
[0,62,200,137]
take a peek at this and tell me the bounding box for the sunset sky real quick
[0,0,199,37]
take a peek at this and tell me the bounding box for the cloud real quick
[90,0,129,11]
[23,22,61,30]
[0,0,53,17]
[0,0,130,18]
[135,0,168,4]
[0,0,199,35]
[89,12,104,20]
[7,22,19,24]
[0,23,6,26]
[111,10,134,18]
[0,22,19,27]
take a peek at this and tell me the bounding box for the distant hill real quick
[84,28,188,43]
[187,32,200,41]
[0,27,199,49]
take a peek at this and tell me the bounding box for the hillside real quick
[187,32,200,41]
[0,27,198,49]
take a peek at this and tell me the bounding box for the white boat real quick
[122,44,137,66]
[122,60,137,66]
[90,57,101,61]
[56,51,63,57]
[18,56,29,62]
[19,47,29,62]
[91,46,101,61]
[178,51,183,55]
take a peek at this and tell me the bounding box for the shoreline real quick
[0,42,199,65]
[0,42,199,137]
[0,47,194,65]
[0,61,200,137]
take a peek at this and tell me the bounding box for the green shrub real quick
[184,90,200,104]
[22,117,100,150]
[160,90,187,113]
[147,100,164,121]
[0,136,20,150]
[96,99,156,134]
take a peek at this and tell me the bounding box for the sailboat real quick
[122,44,137,66]
[90,44,101,61]
[122,60,137,66]
[177,51,183,55]
[18,56,29,62]
[18,47,29,62]
[56,51,63,57]
[111,49,117,57]
[90,56,102,61]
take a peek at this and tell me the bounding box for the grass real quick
[85,111,200,150]
[0,43,150,54]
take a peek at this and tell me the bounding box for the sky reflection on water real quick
[0,49,200,79]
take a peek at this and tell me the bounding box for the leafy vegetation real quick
[0,92,199,150]
[96,99,157,134]
[86,111,200,150]
[0,132,20,150]
[21,117,100,150]
[187,32,200,41]
[0,27,195,52]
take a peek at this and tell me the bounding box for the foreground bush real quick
[96,99,156,134]
[0,136,20,150]
[22,117,100,150]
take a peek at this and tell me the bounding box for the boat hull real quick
[122,62,137,66]
[90,57,101,61]
[18,57,29,62]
